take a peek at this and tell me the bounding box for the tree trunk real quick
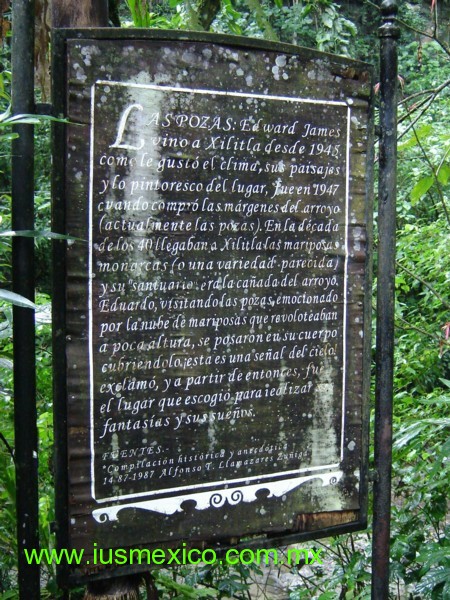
[51,0,109,28]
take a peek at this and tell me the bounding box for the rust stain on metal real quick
[294,510,359,532]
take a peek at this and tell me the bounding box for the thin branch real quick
[316,539,342,561]
[401,96,450,226]
[398,77,450,139]
[363,0,379,12]
[398,95,435,139]
[374,240,450,308]
[371,298,441,340]
[366,0,450,57]
[396,262,450,310]
[395,16,450,58]
[399,88,436,106]
[394,315,440,340]
[437,145,450,174]
[402,77,450,110]
[0,431,15,460]
[375,83,450,153]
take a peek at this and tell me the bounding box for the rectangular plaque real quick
[53,30,373,583]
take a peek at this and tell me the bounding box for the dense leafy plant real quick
[390,386,450,598]
[0,50,62,598]
[120,0,359,55]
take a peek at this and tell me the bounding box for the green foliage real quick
[393,219,450,393]
[144,557,264,598]
[286,537,371,599]
[390,386,450,598]
[0,46,58,597]
[124,0,178,28]
[0,298,56,596]
[0,437,16,592]
[121,0,359,55]
[382,9,450,597]
[268,0,357,54]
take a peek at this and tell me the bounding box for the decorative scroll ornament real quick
[92,470,343,523]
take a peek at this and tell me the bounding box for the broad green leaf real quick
[0,229,82,241]
[0,111,68,127]
[417,545,450,568]
[156,572,218,597]
[437,163,450,185]
[0,289,36,309]
[227,21,242,34]
[322,14,333,28]
[398,124,433,151]
[415,566,449,594]
[410,175,434,204]
[0,132,19,142]
[0,106,11,122]
[0,113,42,126]
[222,0,242,29]
[0,357,13,369]
[0,591,20,599]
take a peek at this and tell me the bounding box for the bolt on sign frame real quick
[51,29,375,587]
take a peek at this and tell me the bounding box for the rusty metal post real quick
[372,1,399,598]
[11,0,40,598]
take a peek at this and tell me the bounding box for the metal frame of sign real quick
[52,29,374,587]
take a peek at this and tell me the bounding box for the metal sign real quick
[52,30,374,585]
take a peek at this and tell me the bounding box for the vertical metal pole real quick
[372,1,399,598]
[11,0,40,598]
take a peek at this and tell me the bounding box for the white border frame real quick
[88,82,351,511]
